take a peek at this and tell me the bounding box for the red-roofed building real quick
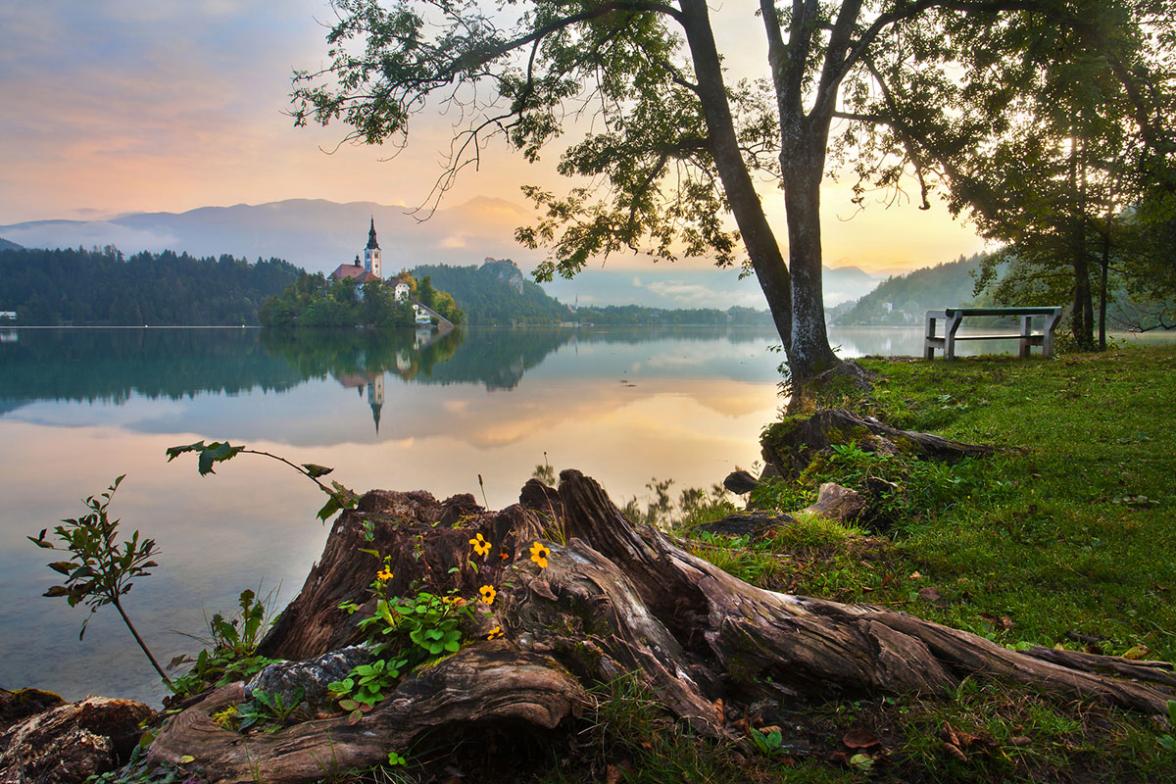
[330,255,381,284]
[330,219,385,284]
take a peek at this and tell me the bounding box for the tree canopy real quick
[293,0,1171,378]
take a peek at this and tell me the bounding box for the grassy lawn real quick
[628,345,1176,784]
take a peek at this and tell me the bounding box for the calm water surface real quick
[0,325,1168,702]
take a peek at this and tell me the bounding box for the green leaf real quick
[165,441,206,461]
[48,561,76,575]
[317,496,342,521]
[43,586,71,598]
[196,441,244,476]
[301,463,335,478]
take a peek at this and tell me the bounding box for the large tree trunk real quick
[679,0,792,351]
[783,148,841,381]
[148,472,1176,784]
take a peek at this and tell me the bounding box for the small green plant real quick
[29,476,171,686]
[386,751,407,767]
[1159,700,1176,751]
[328,657,408,722]
[328,557,473,721]
[748,726,785,756]
[169,588,282,699]
[236,687,306,732]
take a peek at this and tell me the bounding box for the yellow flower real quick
[468,532,492,558]
[486,626,504,640]
[529,541,551,569]
[442,595,467,607]
[376,567,394,582]
[478,584,497,605]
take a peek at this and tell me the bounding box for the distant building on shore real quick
[330,218,384,284]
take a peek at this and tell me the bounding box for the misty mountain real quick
[0,198,537,276]
[831,254,986,326]
[0,237,22,252]
[0,198,883,309]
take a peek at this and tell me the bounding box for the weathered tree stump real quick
[148,471,1176,784]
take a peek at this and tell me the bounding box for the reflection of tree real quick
[0,329,306,405]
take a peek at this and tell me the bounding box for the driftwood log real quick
[149,471,1176,783]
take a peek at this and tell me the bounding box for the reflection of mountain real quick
[0,325,784,414]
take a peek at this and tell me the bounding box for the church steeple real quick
[363,217,382,278]
[366,216,380,250]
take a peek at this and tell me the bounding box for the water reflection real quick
[7,324,1167,703]
[0,326,786,703]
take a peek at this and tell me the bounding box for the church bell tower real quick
[364,217,382,279]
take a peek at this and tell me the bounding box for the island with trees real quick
[258,272,463,329]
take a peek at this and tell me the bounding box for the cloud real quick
[1,222,179,253]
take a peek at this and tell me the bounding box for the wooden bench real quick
[924,306,1063,360]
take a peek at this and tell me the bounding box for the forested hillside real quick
[0,237,21,252]
[832,254,986,325]
[0,247,301,325]
[410,259,572,325]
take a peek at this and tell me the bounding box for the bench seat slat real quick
[944,334,1045,341]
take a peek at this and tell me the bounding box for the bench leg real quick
[1043,309,1061,358]
[1019,315,1032,358]
[924,316,937,360]
[945,313,962,360]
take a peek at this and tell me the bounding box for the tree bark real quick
[149,472,1176,784]
[678,0,794,354]
[783,149,841,381]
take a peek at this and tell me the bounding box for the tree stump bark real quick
[149,471,1175,784]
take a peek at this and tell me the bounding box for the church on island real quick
[330,218,385,285]
[329,218,413,306]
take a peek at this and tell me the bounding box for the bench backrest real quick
[942,306,1061,317]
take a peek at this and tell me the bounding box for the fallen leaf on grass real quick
[918,587,944,604]
[842,728,881,749]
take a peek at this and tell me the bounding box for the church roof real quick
[366,217,380,250]
[331,263,380,283]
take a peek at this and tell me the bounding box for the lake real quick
[1,324,1169,703]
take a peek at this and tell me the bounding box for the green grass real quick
[654,344,1176,784]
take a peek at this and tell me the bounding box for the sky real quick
[0,1,988,274]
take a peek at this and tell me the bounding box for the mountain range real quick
[0,198,883,309]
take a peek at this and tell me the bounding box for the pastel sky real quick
[0,1,987,273]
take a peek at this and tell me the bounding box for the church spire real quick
[366,216,380,250]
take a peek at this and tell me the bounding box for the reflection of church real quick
[336,370,385,434]
[367,375,383,433]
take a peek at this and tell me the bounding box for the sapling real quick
[29,475,171,686]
